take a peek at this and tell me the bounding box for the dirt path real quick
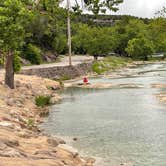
[23,55,96,70]
[0,55,98,74]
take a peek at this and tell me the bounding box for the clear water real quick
[41,63,166,166]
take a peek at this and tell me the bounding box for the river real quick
[41,62,166,166]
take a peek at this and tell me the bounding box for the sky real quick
[62,0,166,18]
[111,0,166,18]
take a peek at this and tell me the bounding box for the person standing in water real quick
[83,77,89,84]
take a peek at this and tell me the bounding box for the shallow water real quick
[41,63,166,166]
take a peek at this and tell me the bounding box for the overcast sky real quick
[63,0,166,18]
[114,0,166,18]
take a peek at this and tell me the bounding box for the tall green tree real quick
[126,37,154,60]
[84,0,123,15]
[0,0,33,88]
[148,18,166,53]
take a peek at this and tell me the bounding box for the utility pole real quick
[67,0,72,66]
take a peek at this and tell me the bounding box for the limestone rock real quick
[0,121,15,129]
[49,95,61,104]
[54,137,66,144]
[0,139,19,147]
[6,99,15,106]
[33,150,57,157]
[0,142,7,150]
[47,138,59,147]
[58,144,78,156]
[0,148,27,157]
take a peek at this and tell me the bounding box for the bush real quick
[126,37,155,60]
[24,44,42,64]
[26,119,34,128]
[35,95,51,107]
[163,53,166,60]
[52,35,67,54]
[0,58,4,66]
[13,52,21,72]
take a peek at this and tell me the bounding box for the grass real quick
[92,56,132,74]
[35,95,51,107]
[26,119,34,128]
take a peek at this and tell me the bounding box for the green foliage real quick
[0,0,165,69]
[0,59,3,65]
[52,35,67,54]
[84,0,123,15]
[126,37,155,60]
[163,53,166,60]
[35,95,51,107]
[0,54,4,66]
[26,118,34,128]
[13,52,21,72]
[24,44,42,64]
[148,18,166,53]
[72,24,116,56]
[0,0,33,51]
[92,56,131,74]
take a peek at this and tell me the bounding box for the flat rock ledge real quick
[156,93,166,103]
[65,82,144,89]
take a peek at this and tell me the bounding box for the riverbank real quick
[0,74,94,166]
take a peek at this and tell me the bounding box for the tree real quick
[148,18,166,53]
[65,0,123,64]
[0,0,33,88]
[112,18,148,56]
[155,6,166,18]
[72,24,116,59]
[125,37,154,60]
[85,27,116,60]
[84,0,123,15]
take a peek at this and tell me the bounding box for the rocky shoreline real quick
[0,74,95,166]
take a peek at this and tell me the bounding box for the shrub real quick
[0,58,4,66]
[24,44,42,64]
[163,53,166,60]
[52,35,67,54]
[35,95,51,107]
[26,119,34,128]
[13,52,21,72]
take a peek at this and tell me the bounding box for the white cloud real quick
[116,0,166,18]
[63,0,166,18]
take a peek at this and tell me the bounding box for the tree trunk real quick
[94,55,98,61]
[5,51,14,89]
[67,0,72,66]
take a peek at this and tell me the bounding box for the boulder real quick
[49,95,61,104]
[54,137,66,144]
[6,98,15,106]
[47,138,59,147]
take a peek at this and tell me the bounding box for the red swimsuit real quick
[83,77,88,84]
